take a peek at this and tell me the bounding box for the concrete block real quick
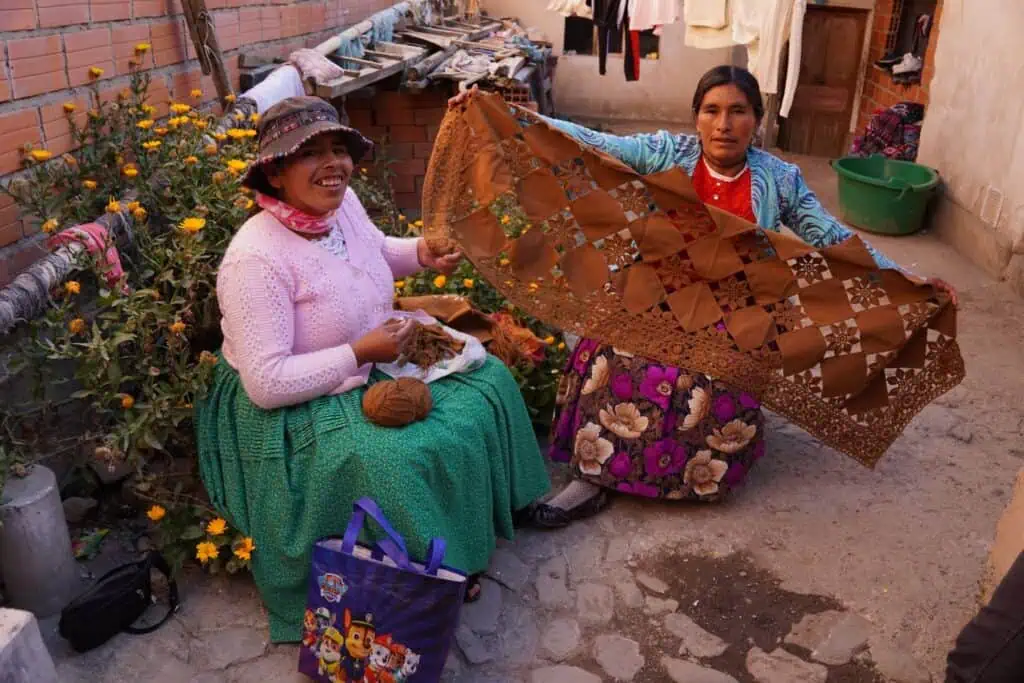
[0,465,80,616]
[0,608,59,683]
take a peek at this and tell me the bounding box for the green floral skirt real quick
[195,356,550,642]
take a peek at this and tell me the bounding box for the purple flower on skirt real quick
[712,395,736,423]
[549,446,571,463]
[617,481,660,498]
[611,374,633,400]
[724,461,748,488]
[643,439,688,477]
[572,340,600,375]
[739,392,761,410]
[752,440,766,460]
[608,452,632,479]
[639,366,679,410]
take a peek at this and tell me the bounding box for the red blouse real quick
[691,157,757,223]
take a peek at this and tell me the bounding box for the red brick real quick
[0,8,36,31]
[9,35,68,99]
[391,174,415,193]
[66,28,116,87]
[346,108,374,129]
[214,11,240,52]
[281,6,301,38]
[413,142,434,159]
[41,97,89,156]
[38,0,89,29]
[425,124,441,141]
[386,142,414,160]
[261,7,281,40]
[133,0,178,19]
[389,158,426,176]
[0,110,42,175]
[151,19,187,67]
[413,108,444,126]
[113,24,154,74]
[375,91,415,111]
[389,125,427,143]
[91,0,131,21]
[239,8,262,46]
[376,106,416,126]
[394,191,422,211]
[0,76,10,104]
[9,34,61,60]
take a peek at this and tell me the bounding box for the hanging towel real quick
[750,0,794,95]
[779,0,806,119]
[241,65,306,114]
[547,0,593,19]
[631,0,680,33]
[288,49,345,86]
[684,0,728,29]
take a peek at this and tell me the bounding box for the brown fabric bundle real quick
[395,320,466,370]
[421,92,966,467]
[362,377,433,427]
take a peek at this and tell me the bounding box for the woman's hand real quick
[927,277,959,307]
[351,319,415,365]
[447,85,480,110]
[417,238,463,274]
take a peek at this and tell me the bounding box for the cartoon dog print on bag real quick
[302,609,319,651]
[395,650,419,682]
[363,634,393,683]
[339,609,375,682]
[381,642,407,683]
[316,627,344,679]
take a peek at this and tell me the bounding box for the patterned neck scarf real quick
[255,191,335,236]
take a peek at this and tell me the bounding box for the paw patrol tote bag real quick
[298,498,466,683]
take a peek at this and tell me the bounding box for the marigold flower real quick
[62,102,76,113]
[142,104,156,116]
[212,171,227,184]
[199,350,218,366]
[206,518,228,536]
[88,66,104,79]
[180,216,206,233]
[250,113,261,123]
[170,321,187,335]
[135,42,151,54]
[106,198,121,213]
[170,103,191,115]
[123,166,138,178]
[29,149,52,162]
[398,214,407,222]
[224,94,237,103]
[142,140,161,151]
[83,179,98,190]
[184,155,199,165]
[65,280,81,295]
[146,505,166,522]
[120,395,135,409]
[528,282,540,292]
[501,215,511,225]
[226,128,248,140]
[69,318,86,334]
[414,219,423,227]
[244,199,254,210]
[226,159,247,174]
[463,279,475,289]
[543,335,555,344]
[233,112,245,122]
[433,275,447,288]
[233,537,255,561]
[244,129,256,138]
[194,120,208,130]
[133,207,148,221]
[136,119,154,130]
[41,218,59,234]
[213,133,227,142]
[62,153,77,167]
[190,88,202,98]
[196,541,218,564]
[394,280,406,288]
[154,127,168,136]
[127,201,141,212]
[558,342,566,350]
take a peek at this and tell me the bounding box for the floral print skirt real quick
[548,339,766,502]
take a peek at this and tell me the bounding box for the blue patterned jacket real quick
[543,118,898,270]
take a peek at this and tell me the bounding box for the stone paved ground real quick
[41,129,1024,682]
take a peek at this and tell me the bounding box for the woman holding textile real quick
[450,66,954,528]
[195,96,551,640]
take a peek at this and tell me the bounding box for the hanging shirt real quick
[630,0,681,33]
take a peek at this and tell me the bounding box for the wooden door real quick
[779,6,868,157]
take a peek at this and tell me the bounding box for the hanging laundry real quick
[592,0,624,76]
[623,3,640,82]
[779,0,806,119]
[630,0,680,34]
[684,0,727,29]
[547,0,593,19]
[240,65,306,113]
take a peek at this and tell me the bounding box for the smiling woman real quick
[194,96,551,641]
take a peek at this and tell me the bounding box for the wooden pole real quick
[180,0,233,104]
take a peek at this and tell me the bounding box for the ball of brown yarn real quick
[362,377,433,427]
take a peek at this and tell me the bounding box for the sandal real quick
[464,573,483,603]
[529,490,611,530]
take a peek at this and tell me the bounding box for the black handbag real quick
[58,550,180,653]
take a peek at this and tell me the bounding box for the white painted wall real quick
[483,0,737,123]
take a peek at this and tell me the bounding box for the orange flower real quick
[64,280,81,295]
[120,395,135,410]
[233,537,255,561]
[62,102,77,113]
[146,505,166,522]
[88,66,104,79]
[69,318,86,335]
[196,541,218,564]
[206,517,227,536]
[170,321,187,335]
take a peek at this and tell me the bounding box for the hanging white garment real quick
[546,0,593,19]
[751,0,794,95]
[683,0,763,51]
[241,65,306,114]
[631,0,680,33]
[684,0,728,29]
[779,0,806,118]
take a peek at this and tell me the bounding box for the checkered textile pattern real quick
[422,93,965,466]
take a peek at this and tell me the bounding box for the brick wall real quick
[0,0,396,286]
[856,0,942,135]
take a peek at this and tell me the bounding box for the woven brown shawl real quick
[421,93,965,466]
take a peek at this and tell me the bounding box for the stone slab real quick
[0,608,59,683]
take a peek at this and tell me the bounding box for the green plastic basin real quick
[831,155,940,236]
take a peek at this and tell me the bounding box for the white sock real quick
[546,480,602,510]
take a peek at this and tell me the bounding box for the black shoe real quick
[529,490,612,530]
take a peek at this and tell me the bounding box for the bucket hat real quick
[241,96,373,195]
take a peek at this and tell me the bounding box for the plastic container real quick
[831,155,940,236]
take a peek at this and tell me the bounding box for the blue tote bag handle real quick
[341,498,409,556]
[372,536,448,577]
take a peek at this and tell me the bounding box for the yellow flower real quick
[133,207,147,221]
[212,171,227,184]
[226,158,247,174]
[142,104,156,116]
[234,537,255,561]
[558,342,566,350]
[29,149,52,162]
[83,179,98,190]
[398,214,407,222]
[204,143,218,156]
[528,282,540,292]
[136,119,154,130]
[414,219,423,227]
[463,279,475,288]
[213,133,227,142]
[199,350,218,366]
[41,218,59,234]
[65,280,81,295]
[128,201,141,212]
[194,120,208,130]
[244,199,254,210]
[433,275,447,288]
[250,113,261,123]
[62,102,76,113]
[120,395,135,410]
[196,541,218,564]
[154,127,168,136]
[226,128,248,140]
[180,217,206,233]
[184,155,198,165]
[146,505,166,522]
[69,318,86,335]
[233,112,244,122]
[501,215,511,225]
[88,66,104,79]
[206,517,228,536]
[244,129,256,138]
[190,88,202,98]
[106,198,121,213]
[135,42,151,54]
[170,321,187,335]
[142,140,161,151]
[123,166,138,178]
[499,258,510,266]
[170,103,190,115]
[543,335,555,344]
[62,153,77,167]
[224,94,237,103]
[394,280,406,288]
